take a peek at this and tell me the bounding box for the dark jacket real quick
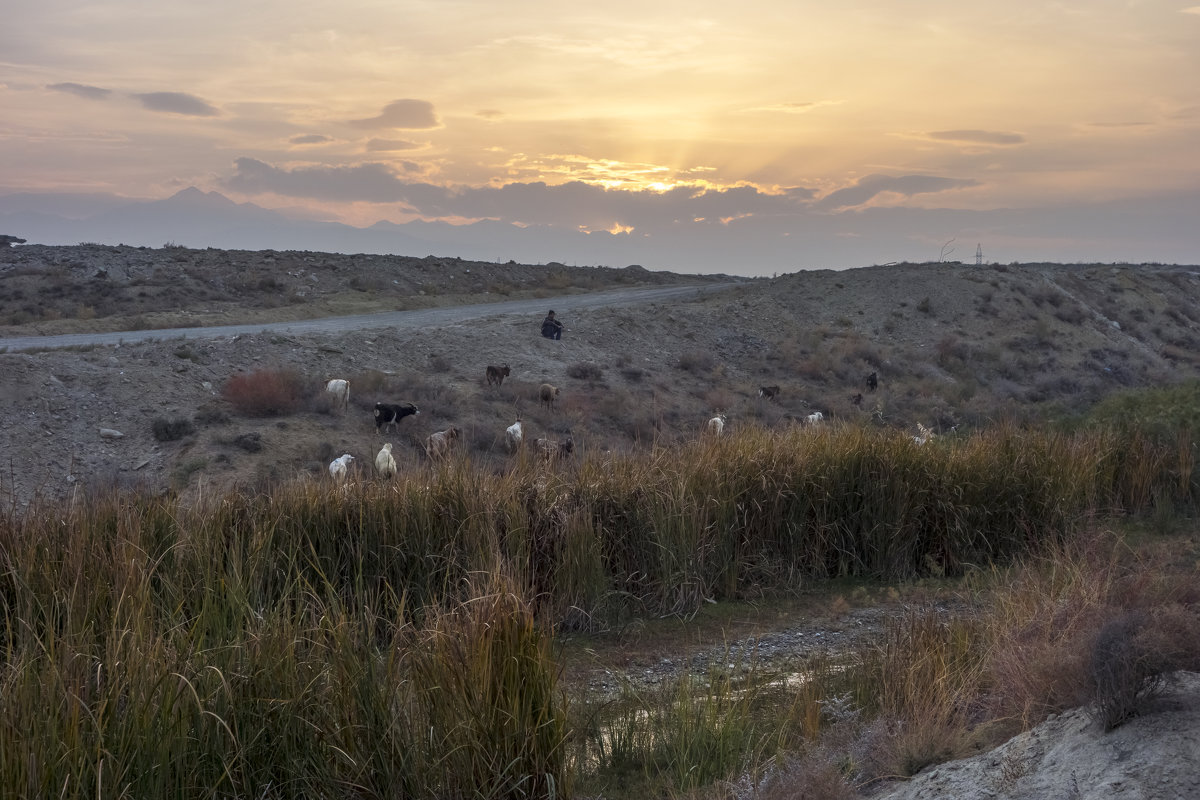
[541,316,563,337]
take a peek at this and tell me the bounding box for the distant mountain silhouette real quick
[2,186,1199,274]
[0,187,669,269]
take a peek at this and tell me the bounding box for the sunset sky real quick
[3,1,1199,273]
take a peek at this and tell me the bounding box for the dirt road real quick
[0,283,737,351]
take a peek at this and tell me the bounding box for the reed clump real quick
[1,420,1196,797]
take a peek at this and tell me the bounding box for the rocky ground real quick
[4,245,1199,512]
[3,244,1200,798]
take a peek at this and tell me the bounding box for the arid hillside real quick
[2,244,1199,508]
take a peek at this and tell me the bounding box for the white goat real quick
[707,414,727,437]
[325,379,350,412]
[329,453,355,483]
[913,423,936,446]
[375,442,397,478]
[506,419,523,452]
[806,411,825,426]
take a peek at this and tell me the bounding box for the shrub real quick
[232,432,263,452]
[222,368,306,416]
[194,403,230,425]
[1087,611,1161,730]
[1087,605,1200,730]
[567,362,604,381]
[677,349,715,373]
[151,417,195,442]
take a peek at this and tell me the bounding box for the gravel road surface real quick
[1,283,737,351]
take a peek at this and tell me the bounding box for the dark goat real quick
[758,385,781,401]
[865,372,878,391]
[374,401,419,434]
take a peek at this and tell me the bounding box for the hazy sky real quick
[3,1,1199,271]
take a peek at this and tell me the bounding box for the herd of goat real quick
[321,368,574,482]
[320,368,923,483]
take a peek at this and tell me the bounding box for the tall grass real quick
[1,421,1196,797]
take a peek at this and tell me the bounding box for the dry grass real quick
[3,380,1200,798]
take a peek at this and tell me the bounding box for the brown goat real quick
[539,383,559,410]
[535,436,573,462]
[424,426,461,461]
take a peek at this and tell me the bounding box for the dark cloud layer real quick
[132,92,220,116]
[291,134,333,145]
[47,82,112,100]
[816,174,979,210]
[348,99,439,129]
[222,158,842,231]
[224,158,415,203]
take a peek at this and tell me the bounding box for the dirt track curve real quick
[0,284,738,351]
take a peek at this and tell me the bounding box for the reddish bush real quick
[222,369,306,416]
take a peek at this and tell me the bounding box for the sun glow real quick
[502,153,728,194]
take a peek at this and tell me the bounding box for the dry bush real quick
[567,361,604,381]
[795,352,833,382]
[1030,287,1063,308]
[558,392,593,427]
[829,332,883,366]
[983,530,1200,729]
[703,387,737,413]
[1088,604,1200,730]
[622,410,660,442]
[872,715,964,781]
[754,756,856,800]
[677,349,716,373]
[221,368,307,417]
[620,365,647,382]
[594,387,637,422]
[1054,304,1088,324]
[1087,611,1161,730]
[936,335,970,367]
[194,402,231,425]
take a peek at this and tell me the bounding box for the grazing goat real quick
[425,427,461,461]
[325,379,350,411]
[486,364,511,386]
[913,423,936,446]
[535,436,574,462]
[806,411,825,426]
[506,418,523,451]
[329,453,354,483]
[540,383,559,410]
[707,414,727,437]
[851,393,863,407]
[374,401,419,434]
[374,442,397,478]
[865,372,878,392]
[758,385,781,401]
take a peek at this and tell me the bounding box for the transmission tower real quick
[975,243,983,266]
